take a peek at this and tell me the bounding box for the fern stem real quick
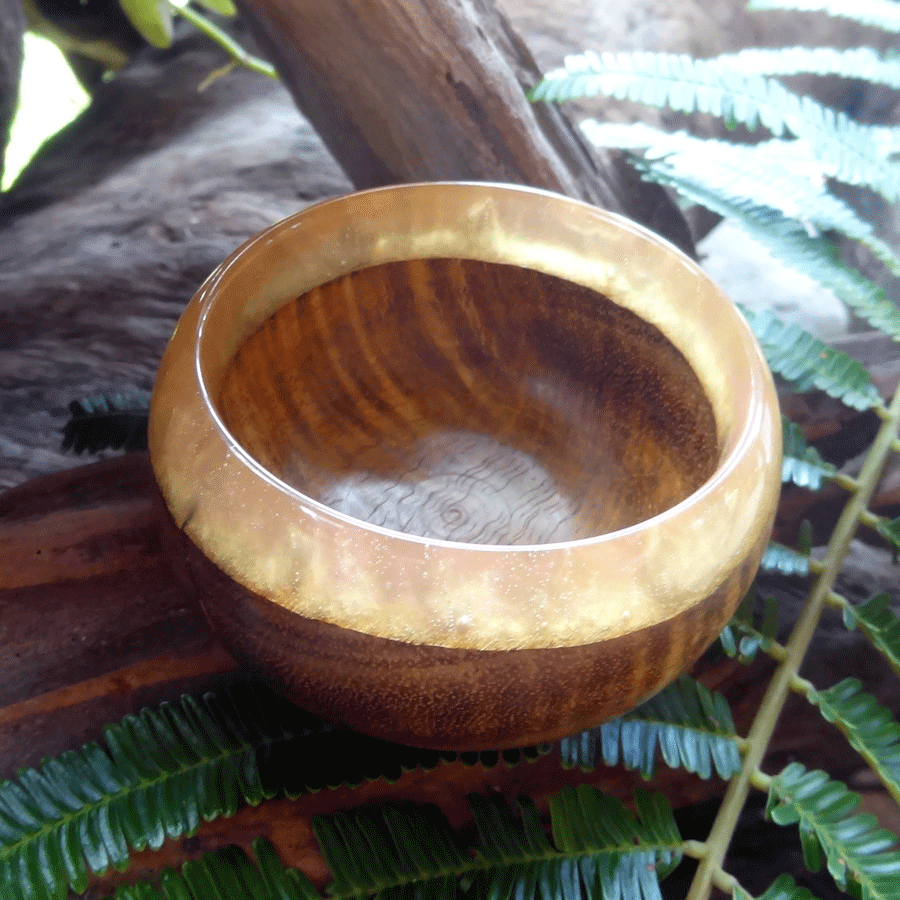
[825,589,860,620]
[874,401,893,422]
[833,472,861,493]
[681,840,709,860]
[808,557,825,576]
[686,381,900,900]
[750,769,773,793]
[788,673,817,696]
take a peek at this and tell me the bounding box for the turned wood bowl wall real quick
[149,183,782,750]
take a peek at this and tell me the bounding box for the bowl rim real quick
[149,181,782,650]
[186,181,775,552]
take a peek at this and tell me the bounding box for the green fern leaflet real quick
[765,763,900,899]
[761,542,811,577]
[843,593,900,679]
[311,789,681,900]
[809,679,900,804]
[531,50,900,201]
[560,675,741,780]
[103,839,318,900]
[0,691,290,900]
[739,308,881,410]
[747,0,900,32]
[781,418,837,490]
[733,873,824,900]
[607,148,900,344]
[580,122,900,278]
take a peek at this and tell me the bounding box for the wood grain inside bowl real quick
[217,258,717,545]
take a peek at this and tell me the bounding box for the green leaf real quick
[560,676,741,780]
[875,514,900,559]
[733,872,825,900]
[531,51,900,201]
[100,841,319,900]
[61,392,151,455]
[761,542,811,577]
[747,0,900,32]
[0,685,297,900]
[632,152,900,345]
[766,763,900,898]
[809,679,900,804]
[739,308,881,410]
[844,593,900,679]
[715,46,900,89]
[192,0,238,15]
[117,0,174,48]
[581,124,900,276]
[781,418,837,490]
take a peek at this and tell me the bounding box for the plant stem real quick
[174,4,278,79]
[686,381,900,900]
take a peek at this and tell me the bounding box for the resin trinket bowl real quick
[149,182,781,750]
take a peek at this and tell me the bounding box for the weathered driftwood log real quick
[235,0,694,253]
[0,28,351,490]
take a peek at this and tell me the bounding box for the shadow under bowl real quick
[149,183,782,750]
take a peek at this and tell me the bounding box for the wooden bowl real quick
[149,183,781,750]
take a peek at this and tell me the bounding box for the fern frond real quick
[747,0,900,32]
[549,787,683,889]
[310,788,680,900]
[875,514,900,559]
[532,51,900,200]
[716,46,900,92]
[103,840,319,900]
[765,762,900,898]
[733,872,824,900]
[809,679,900,804]
[721,591,784,663]
[781,417,837,490]
[611,147,900,343]
[761,541,812,577]
[0,682,558,900]
[582,122,900,276]
[0,688,293,900]
[844,593,900,678]
[559,675,741,780]
[60,392,151,455]
[739,307,882,408]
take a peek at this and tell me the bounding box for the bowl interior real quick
[217,257,718,545]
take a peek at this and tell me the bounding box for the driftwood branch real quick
[236,0,694,253]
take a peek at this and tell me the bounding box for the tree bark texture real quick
[236,0,695,254]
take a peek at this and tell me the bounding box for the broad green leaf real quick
[117,0,174,48]
[193,0,237,15]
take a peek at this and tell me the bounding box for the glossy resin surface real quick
[149,183,781,748]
